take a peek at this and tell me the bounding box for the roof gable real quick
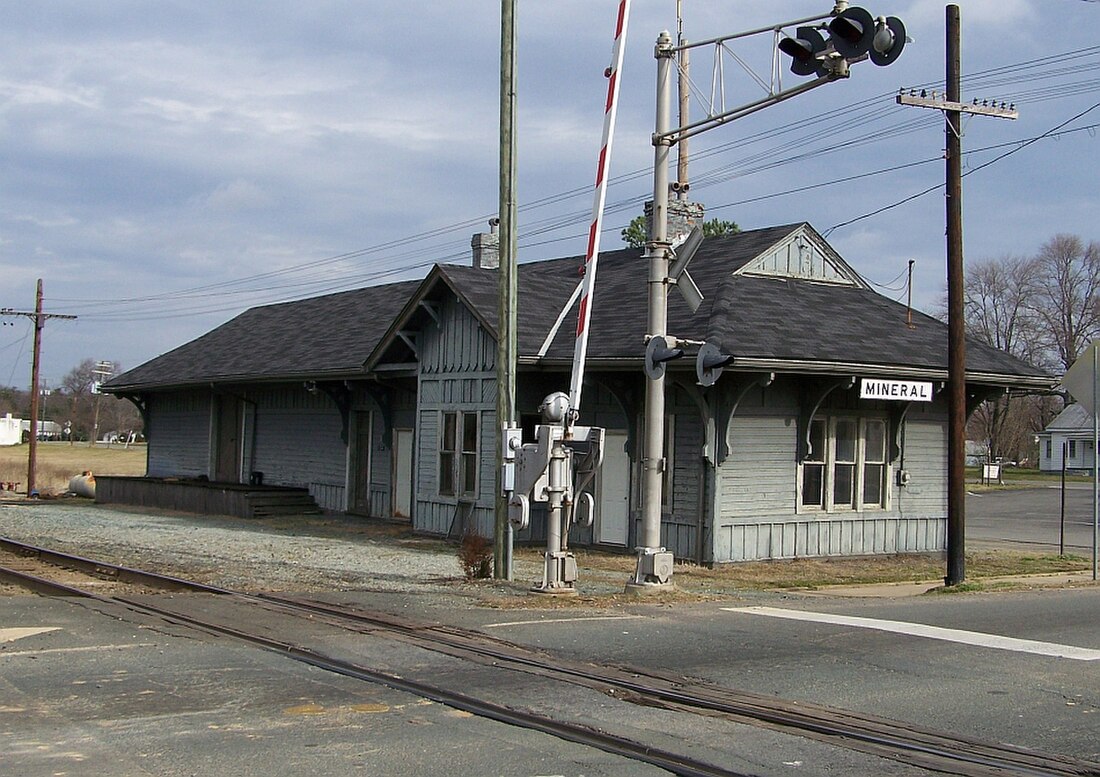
[1043,403,1094,433]
[737,224,867,288]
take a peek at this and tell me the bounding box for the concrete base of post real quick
[623,579,675,596]
[530,585,578,596]
[531,550,578,595]
[625,548,675,594]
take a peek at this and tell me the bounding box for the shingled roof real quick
[523,223,1051,386]
[105,279,422,392]
[106,222,1053,394]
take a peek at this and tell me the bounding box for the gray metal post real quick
[494,0,518,580]
[1093,345,1098,580]
[630,31,675,591]
[1061,441,1067,556]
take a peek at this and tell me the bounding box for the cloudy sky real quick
[2,0,1098,390]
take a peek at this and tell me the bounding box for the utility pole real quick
[494,0,519,580]
[896,4,1016,586]
[676,0,690,198]
[1,279,77,495]
[92,360,114,447]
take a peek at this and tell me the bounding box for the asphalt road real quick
[967,482,1100,553]
[455,587,1100,765]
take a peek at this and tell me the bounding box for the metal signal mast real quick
[502,0,631,594]
[632,3,909,592]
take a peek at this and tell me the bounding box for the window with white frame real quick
[1069,440,1078,459]
[800,416,888,512]
[439,411,478,497]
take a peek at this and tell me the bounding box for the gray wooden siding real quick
[250,388,347,511]
[663,402,705,560]
[720,415,798,519]
[716,516,945,561]
[146,394,211,477]
[420,297,495,374]
[411,296,498,537]
[369,410,392,518]
[414,376,496,538]
[895,414,949,519]
[710,388,948,562]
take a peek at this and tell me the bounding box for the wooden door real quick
[214,397,241,483]
[596,431,630,545]
[392,428,414,520]
[351,411,372,515]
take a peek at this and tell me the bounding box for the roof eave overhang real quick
[728,357,1057,389]
[103,367,377,395]
[518,355,1056,390]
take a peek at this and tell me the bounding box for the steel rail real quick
[3,536,1099,777]
[0,552,754,777]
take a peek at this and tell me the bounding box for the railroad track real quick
[2,535,1098,777]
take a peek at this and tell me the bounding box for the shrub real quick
[458,530,493,580]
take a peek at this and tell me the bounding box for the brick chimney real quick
[472,218,500,270]
[645,198,704,244]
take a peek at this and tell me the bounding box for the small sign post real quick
[1061,340,1100,580]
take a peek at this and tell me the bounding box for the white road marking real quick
[483,615,644,629]
[1,642,156,658]
[722,606,1100,661]
[0,627,60,644]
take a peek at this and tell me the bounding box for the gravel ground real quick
[0,498,502,596]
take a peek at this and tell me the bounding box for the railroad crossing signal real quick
[696,343,734,387]
[778,7,908,76]
[644,335,684,380]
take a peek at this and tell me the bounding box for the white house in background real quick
[1037,403,1097,472]
[0,414,20,446]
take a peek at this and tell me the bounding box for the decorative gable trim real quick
[737,226,868,288]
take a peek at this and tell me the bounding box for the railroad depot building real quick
[103,222,1053,564]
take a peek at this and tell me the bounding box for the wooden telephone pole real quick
[897,5,1017,585]
[1,279,77,495]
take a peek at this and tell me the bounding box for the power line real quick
[41,45,1100,324]
[824,101,1100,237]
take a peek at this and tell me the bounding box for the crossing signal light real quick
[828,6,875,58]
[777,26,828,77]
[644,335,684,380]
[696,343,734,387]
[779,8,907,77]
[869,16,906,66]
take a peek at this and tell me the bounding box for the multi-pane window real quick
[832,418,857,508]
[862,419,886,506]
[1069,440,1078,459]
[800,416,888,512]
[801,419,827,508]
[439,411,479,497]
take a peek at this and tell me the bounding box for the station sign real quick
[860,378,933,402]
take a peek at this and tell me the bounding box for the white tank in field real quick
[69,471,96,498]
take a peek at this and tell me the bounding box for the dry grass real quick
[0,442,146,495]
[510,544,1090,599]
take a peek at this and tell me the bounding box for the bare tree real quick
[964,254,1041,361]
[1030,234,1100,372]
[962,255,1047,461]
